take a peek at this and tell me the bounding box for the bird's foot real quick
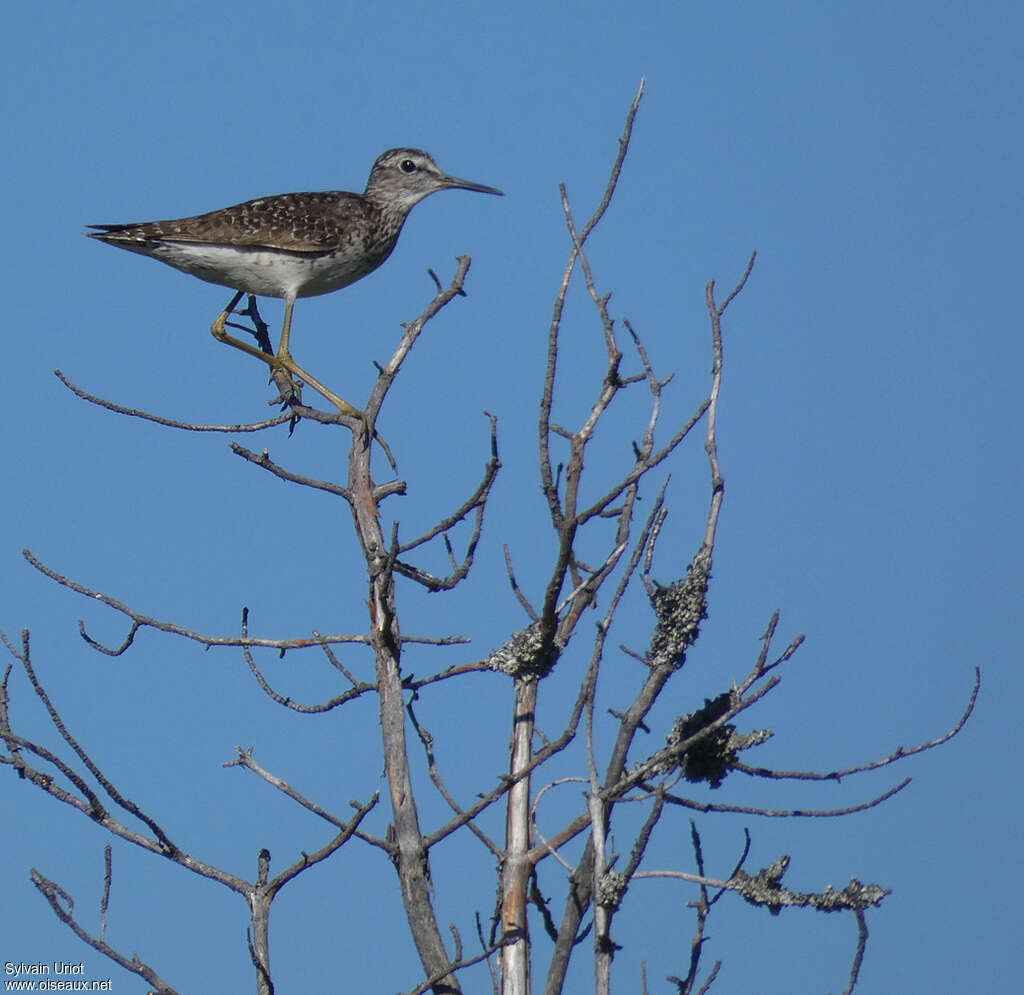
[274,352,361,418]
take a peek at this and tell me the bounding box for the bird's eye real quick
[400,159,417,173]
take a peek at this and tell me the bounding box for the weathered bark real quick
[348,426,459,995]
[500,677,538,994]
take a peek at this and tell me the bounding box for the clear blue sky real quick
[2,2,1020,992]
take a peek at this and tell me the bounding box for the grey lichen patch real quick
[647,549,711,669]
[730,728,773,752]
[596,870,629,910]
[661,692,738,788]
[483,622,561,677]
[644,692,770,789]
[730,856,890,915]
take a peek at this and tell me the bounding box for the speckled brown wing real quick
[88,192,381,254]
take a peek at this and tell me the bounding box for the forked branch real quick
[32,867,179,995]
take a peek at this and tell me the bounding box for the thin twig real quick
[503,544,539,620]
[660,777,913,818]
[733,667,980,781]
[406,699,501,857]
[225,747,379,834]
[55,370,294,432]
[230,444,353,500]
[843,909,869,995]
[23,549,370,654]
[31,869,180,994]
[100,845,112,943]
[397,413,500,554]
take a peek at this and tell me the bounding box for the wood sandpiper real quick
[86,148,503,415]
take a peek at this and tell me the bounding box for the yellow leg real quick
[210,291,277,364]
[274,297,360,417]
[210,293,359,417]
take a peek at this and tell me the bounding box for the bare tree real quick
[0,82,977,995]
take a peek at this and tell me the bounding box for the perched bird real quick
[87,148,503,414]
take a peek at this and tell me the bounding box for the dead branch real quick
[658,777,912,818]
[363,255,476,432]
[538,79,645,533]
[230,443,354,500]
[31,868,180,994]
[633,857,890,915]
[406,698,502,857]
[397,412,500,555]
[241,635,375,713]
[225,746,378,831]
[674,822,714,995]
[55,369,293,433]
[344,258,485,995]
[405,932,521,995]
[2,631,376,994]
[23,549,370,654]
[731,666,980,781]
[843,910,870,995]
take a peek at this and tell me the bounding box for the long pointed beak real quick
[440,173,504,196]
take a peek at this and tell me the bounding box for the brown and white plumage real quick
[87,149,503,413]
